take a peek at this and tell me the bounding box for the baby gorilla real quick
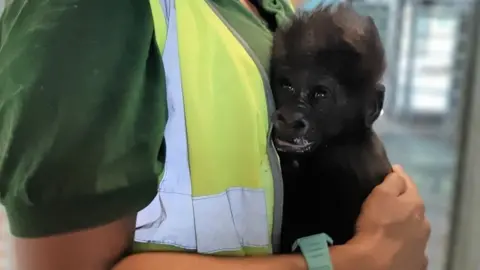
[269,4,393,253]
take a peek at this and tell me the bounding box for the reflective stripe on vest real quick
[135,0,286,255]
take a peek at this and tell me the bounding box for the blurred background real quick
[0,0,479,269]
[304,0,480,269]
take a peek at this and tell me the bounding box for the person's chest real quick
[208,0,294,72]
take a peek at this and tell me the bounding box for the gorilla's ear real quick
[365,84,385,127]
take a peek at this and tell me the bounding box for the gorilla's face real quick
[268,4,387,154]
[271,62,364,154]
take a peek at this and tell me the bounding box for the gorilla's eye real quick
[281,82,295,93]
[278,77,294,93]
[313,86,329,99]
[284,85,295,93]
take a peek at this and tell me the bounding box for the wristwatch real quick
[292,233,334,270]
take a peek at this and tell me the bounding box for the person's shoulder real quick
[0,0,163,238]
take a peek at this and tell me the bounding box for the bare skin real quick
[12,1,430,270]
[240,0,262,16]
[113,244,370,270]
[14,164,430,270]
[113,165,430,270]
[14,215,136,270]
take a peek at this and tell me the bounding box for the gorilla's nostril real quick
[293,119,309,132]
[273,110,308,134]
[292,120,306,130]
[275,112,286,123]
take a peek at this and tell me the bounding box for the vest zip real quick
[205,1,284,254]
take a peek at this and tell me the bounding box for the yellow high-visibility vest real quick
[135,0,294,256]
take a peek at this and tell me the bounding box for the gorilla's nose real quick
[273,111,309,136]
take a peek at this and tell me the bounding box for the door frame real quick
[446,0,480,269]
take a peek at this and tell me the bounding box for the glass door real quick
[302,0,477,269]
[377,1,472,269]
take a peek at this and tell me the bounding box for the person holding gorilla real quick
[0,0,430,270]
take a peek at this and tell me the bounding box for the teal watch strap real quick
[292,233,334,270]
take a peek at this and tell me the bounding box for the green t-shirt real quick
[0,0,293,238]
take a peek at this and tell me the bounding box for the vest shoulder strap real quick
[150,0,169,53]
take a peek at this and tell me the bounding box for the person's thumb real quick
[393,164,418,190]
[376,166,408,197]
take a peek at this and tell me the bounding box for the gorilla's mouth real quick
[274,137,315,153]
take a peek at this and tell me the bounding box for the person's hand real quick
[350,165,431,270]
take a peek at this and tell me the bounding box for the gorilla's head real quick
[270,5,386,153]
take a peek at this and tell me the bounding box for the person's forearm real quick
[113,244,376,270]
[330,244,377,270]
[113,252,307,270]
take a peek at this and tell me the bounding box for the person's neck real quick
[241,0,278,31]
[239,0,261,16]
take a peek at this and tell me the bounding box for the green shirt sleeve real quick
[0,0,167,237]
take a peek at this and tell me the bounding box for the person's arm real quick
[112,166,429,270]
[113,244,375,270]
[0,0,166,269]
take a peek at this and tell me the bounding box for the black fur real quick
[269,4,393,253]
